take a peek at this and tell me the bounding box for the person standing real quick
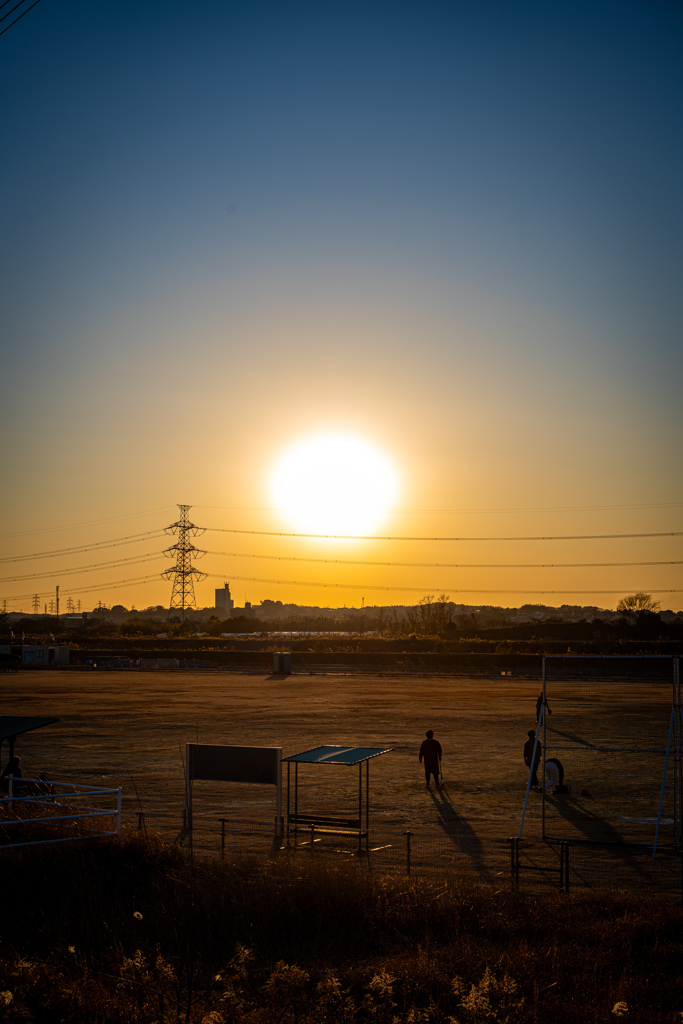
[0,755,22,794]
[536,692,552,724]
[419,730,443,788]
[523,729,541,788]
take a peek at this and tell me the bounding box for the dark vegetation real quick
[1,832,682,1022]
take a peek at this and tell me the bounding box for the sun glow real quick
[271,434,398,535]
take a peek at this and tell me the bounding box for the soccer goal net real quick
[540,656,681,848]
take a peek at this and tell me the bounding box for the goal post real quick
[536,655,681,851]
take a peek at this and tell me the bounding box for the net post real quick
[519,704,543,840]
[541,656,546,839]
[358,761,362,853]
[286,761,291,848]
[653,707,675,858]
[674,658,681,852]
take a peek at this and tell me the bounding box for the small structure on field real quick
[283,744,393,853]
[185,743,283,834]
[0,716,60,766]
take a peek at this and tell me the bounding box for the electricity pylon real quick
[32,594,40,614]
[162,504,206,621]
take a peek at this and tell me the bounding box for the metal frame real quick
[185,744,283,838]
[283,746,392,853]
[0,777,122,849]
[530,655,681,853]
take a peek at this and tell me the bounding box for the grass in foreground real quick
[0,832,681,1023]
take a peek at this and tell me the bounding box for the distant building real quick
[215,583,234,615]
[230,601,257,618]
[63,613,89,629]
[0,645,70,667]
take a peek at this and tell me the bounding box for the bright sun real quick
[271,434,398,535]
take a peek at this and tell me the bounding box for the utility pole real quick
[55,585,59,618]
[32,594,40,614]
[162,504,206,622]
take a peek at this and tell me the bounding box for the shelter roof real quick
[283,745,392,766]
[0,716,60,743]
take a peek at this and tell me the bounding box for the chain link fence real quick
[125,811,683,899]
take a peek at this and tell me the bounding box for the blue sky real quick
[2,0,682,609]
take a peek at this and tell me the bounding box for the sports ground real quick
[1,667,675,851]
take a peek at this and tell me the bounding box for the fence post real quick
[116,788,122,837]
[137,811,144,831]
[8,777,12,800]
[509,837,520,889]
[560,842,570,892]
[405,831,413,875]
[221,818,226,860]
[310,823,315,852]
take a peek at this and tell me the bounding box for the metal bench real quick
[287,813,368,851]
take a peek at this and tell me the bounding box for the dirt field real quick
[0,668,674,848]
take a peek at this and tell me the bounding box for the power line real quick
[205,549,683,570]
[203,570,683,597]
[0,553,164,584]
[2,574,162,604]
[0,530,165,564]
[1,506,175,540]
[206,527,683,543]
[0,0,44,37]
[197,500,683,514]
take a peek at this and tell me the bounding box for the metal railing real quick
[0,777,122,849]
[126,810,683,899]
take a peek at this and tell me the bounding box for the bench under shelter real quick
[283,744,392,852]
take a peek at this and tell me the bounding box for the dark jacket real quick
[523,737,541,767]
[419,738,442,769]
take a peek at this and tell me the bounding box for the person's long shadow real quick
[546,725,598,747]
[428,785,490,880]
[544,793,648,877]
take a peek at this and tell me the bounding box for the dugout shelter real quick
[282,744,393,852]
[0,716,60,767]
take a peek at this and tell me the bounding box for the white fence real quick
[0,777,122,849]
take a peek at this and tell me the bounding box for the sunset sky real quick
[2,0,682,613]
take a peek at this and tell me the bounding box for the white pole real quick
[185,743,193,833]
[276,748,283,838]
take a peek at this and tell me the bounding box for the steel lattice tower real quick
[162,504,206,621]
